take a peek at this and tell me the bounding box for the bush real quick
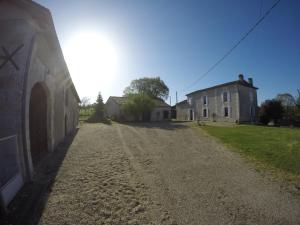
[122,93,155,121]
[259,100,284,125]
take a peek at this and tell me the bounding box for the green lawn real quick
[79,108,95,121]
[200,125,300,176]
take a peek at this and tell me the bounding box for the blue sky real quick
[35,0,300,104]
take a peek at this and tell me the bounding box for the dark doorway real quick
[189,109,193,120]
[29,83,48,166]
[163,110,169,120]
[142,111,151,121]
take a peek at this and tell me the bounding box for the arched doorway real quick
[29,83,48,166]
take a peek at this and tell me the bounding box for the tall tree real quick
[122,93,155,121]
[276,93,296,122]
[276,93,295,107]
[80,96,90,108]
[124,77,169,100]
[296,89,300,109]
[94,92,105,120]
[259,99,284,125]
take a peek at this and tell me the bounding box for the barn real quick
[106,96,171,121]
[0,0,80,209]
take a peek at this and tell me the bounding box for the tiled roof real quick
[107,96,170,107]
[186,79,258,96]
[176,100,188,106]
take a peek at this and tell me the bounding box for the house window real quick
[224,107,229,117]
[203,108,208,118]
[223,92,228,102]
[188,97,192,105]
[203,96,207,105]
[163,110,169,119]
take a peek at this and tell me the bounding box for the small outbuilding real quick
[105,96,171,121]
[0,0,80,209]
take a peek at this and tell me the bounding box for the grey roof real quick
[107,96,128,105]
[186,79,258,96]
[176,100,188,106]
[107,96,170,107]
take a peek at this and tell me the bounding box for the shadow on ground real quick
[0,129,78,225]
[121,121,189,130]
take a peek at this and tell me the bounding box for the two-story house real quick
[176,74,258,123]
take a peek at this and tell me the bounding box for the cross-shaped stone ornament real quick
[0,44,24,71]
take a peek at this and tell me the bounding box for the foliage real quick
[276,93,295,107]
[123,77,169,100]
[201,125,300,176]
[79,107,95,121]
[259,99,284,125]
[87,92,106,122]
[296,89,300,109]
[122,93,155,121]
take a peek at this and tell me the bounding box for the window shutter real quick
[229,91,231,102]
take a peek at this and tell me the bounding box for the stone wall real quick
[188,84,239,122]
[238,85,258,122]
[0,0,80,207]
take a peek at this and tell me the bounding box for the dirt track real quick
[40,122,300,225]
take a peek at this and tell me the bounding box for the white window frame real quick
[223,91,228,103]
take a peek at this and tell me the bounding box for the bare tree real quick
[80,96,90,108]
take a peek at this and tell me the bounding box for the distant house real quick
[176,74,258,123]
[105,96,171,121]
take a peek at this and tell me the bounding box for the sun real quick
[63,32,119,100]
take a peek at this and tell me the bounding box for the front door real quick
[189,109,193,120]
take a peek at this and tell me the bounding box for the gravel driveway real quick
[40,122,300,225]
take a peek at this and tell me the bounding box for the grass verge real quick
[193,123,300,183]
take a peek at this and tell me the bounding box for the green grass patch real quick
[200,125,300,176]
[79,108,95,121]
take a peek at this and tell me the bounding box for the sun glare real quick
[63,32,119,100]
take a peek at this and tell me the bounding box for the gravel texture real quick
[40,122,300,225]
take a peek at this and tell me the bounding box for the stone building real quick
[176,74,258,123]
[106,96,171,121]
[0,0,80,209]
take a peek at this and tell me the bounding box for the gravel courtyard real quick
[40,122,300,225]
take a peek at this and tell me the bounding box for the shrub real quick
[259,100,284,125]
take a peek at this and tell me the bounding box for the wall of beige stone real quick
[176,104,190,121]
[238,85,258,122]
[150,107,171,121]
[188,84,239,122]
[186,83,257,123]
[0,0,79,188]
[105,99,122,119]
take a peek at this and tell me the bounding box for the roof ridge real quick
[186,79,258,96]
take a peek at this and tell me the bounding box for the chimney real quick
[248,78,253,86]
[238,74,244,81]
